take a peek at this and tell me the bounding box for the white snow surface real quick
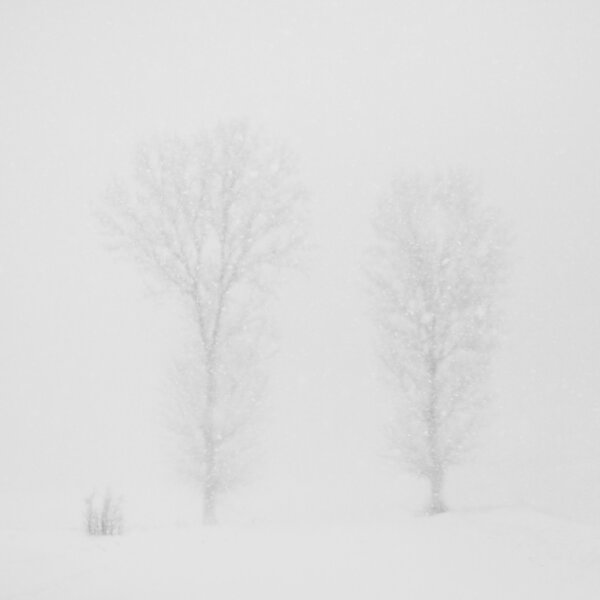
[1,507,599,599]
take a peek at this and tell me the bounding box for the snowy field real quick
[2,507,599,599]
[3,2,600,599]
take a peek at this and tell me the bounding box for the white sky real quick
[1,0,600,524]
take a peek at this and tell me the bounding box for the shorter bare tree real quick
[369,172,508,514]
[100,121,305,523]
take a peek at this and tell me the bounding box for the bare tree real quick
[101,121,305,524]
[369,172,508,514]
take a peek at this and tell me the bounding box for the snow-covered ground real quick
[1,507,599,599]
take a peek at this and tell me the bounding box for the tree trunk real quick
[425,348,445,515]
[202,423,218,525]
[202,352,218,525]
[202,474,217,525]
[428,467,446,515]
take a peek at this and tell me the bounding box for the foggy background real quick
[1,0,599,526]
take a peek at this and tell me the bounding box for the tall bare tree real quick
[369,172,507,514]
[101,121,305,523]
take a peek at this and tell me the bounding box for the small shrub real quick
[85,489,123,535]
